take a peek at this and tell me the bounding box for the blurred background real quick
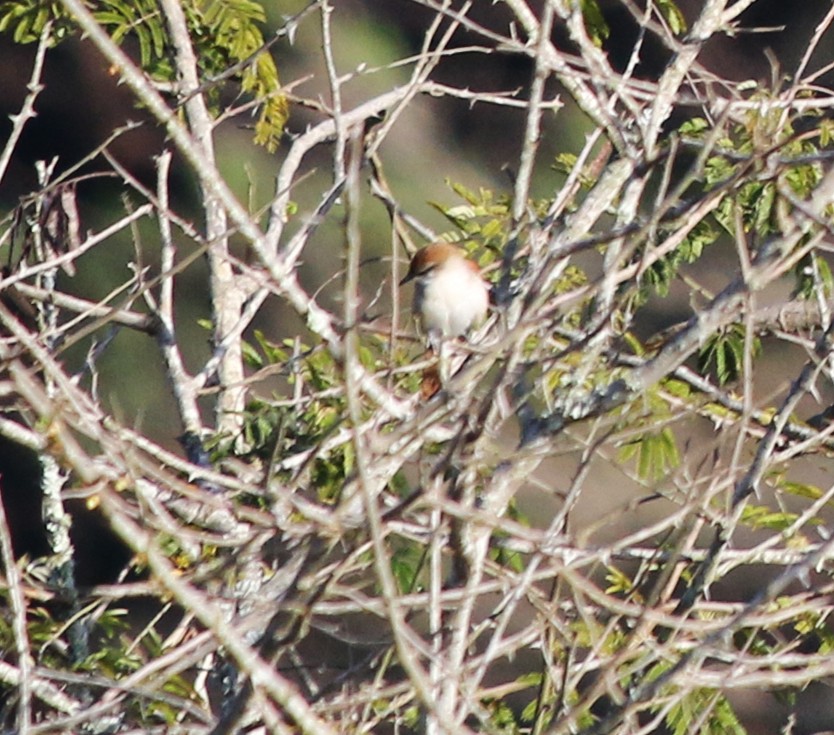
[2,2,834,730]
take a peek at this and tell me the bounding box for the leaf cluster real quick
[0,0,287,150]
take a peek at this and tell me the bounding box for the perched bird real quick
[400,242,489,398]
[400,242,489,348]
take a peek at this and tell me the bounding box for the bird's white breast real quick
[414,256,488,338]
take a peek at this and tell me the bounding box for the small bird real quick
[400,242,489,347]
[400,242,489,397]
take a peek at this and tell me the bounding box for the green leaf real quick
[820,119,834,147]
[662,378,691,399]
[780,481,823,501]
[664,689,746,735]
[0,0,287,150]
[194,0,288,151]
[794,254,833,300]
[618,426,680,482]
[553,151,578,173]
[390,542,426,594]
[605,565,634,595]
[679,117,708,136]
[241,337,263,368]
[581,0,609,46]
[656,0,687,34]
[0,0,67,42]
[740,504,798,531]
[254,329,289,364]
[698,324,760,385]
[644,219,717,296]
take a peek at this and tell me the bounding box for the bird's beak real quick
[399,270,414,286]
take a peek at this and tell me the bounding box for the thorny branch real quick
[3,1,834,733]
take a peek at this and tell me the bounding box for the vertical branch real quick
[426,475,445,735]
[152,150,206,442]
[29,160,88,664]
[342,122,445,729]
[0,21,51,186]
[157,0,246,439]
[320,0,346,180]
[511,0,554,224]
[0,483,33,734]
